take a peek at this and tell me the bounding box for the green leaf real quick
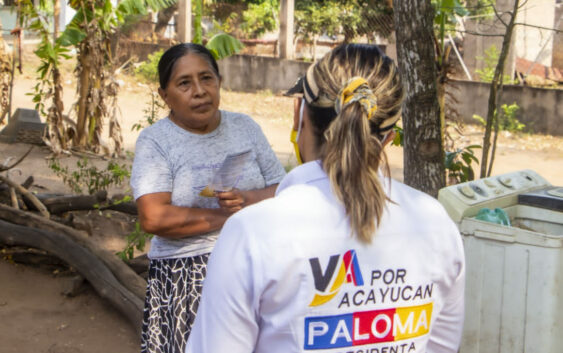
[104,0,114,15]
[462,153,474,165]
[205,33,244,60]
[445,151,457,168]
[461,166,474,182]
[391,126,404,147]
[58,27,87,46]
[68,0,83,11]
[434,13,445,26]
[117,0,175,17]
[65,8,88,35]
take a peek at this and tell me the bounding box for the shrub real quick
[473,102,525,133]
[116,221,153,261]
[134,49,164,83]
[48,157,130,195]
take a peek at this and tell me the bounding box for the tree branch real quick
[0,146,34,172]
[491,4,508,28]
[513,22,563,33]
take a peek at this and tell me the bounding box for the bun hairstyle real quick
[303,43,404,243]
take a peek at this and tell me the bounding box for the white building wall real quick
[514,0,557,66]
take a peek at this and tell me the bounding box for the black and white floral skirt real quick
[140,254,210,353]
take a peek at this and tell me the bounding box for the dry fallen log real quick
[103,201,138,215]
[21,175,34,189]
[32,190,108,214]
[127,253,150,277]
[0,203,147,300]
[1,246,68,269]
[0,220,143,334]
[22,191,138,215]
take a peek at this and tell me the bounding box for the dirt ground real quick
[0,49,562,353]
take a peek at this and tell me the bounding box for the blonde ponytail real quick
[304,44,404,243]
[322,103,389,243]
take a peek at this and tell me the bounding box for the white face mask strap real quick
[297,98,305,141]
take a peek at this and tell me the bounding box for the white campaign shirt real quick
[186,161,465,353]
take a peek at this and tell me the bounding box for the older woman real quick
[130,43,285,353]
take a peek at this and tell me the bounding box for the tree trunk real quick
[480,0,520,177]
[393,0,445,197]
[48,0,67,152]
[53,0,60,41]
[75,41,92,148]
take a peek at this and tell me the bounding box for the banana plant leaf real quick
[206,33,244,60]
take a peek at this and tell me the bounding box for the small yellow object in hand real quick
[199,186,216,198]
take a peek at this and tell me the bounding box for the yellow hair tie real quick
[336,77,378,120]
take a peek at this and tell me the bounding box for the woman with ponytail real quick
[186,44,465,353]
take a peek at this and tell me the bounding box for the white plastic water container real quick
[438,170,563,353]
[459,213,562,353]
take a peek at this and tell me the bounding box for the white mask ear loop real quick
[296,98,305,141]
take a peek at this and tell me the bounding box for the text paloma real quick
[304,303,432,349]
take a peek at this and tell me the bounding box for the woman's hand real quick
[216,189,247,213]
[216,184,279,213]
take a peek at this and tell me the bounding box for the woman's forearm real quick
[136,193,233,239]
[142,205,231,238]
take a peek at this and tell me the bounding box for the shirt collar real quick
[276,160,393,197]
[276,160,326,196]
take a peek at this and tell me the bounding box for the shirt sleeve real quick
[130,132,173,200]
[186,215,261,353]
[247,117,286,186]
[426,223,466,353]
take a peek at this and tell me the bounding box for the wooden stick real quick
[0,175,49,218]
[9,187,18,209]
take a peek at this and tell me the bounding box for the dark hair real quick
[158,43,220,90]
